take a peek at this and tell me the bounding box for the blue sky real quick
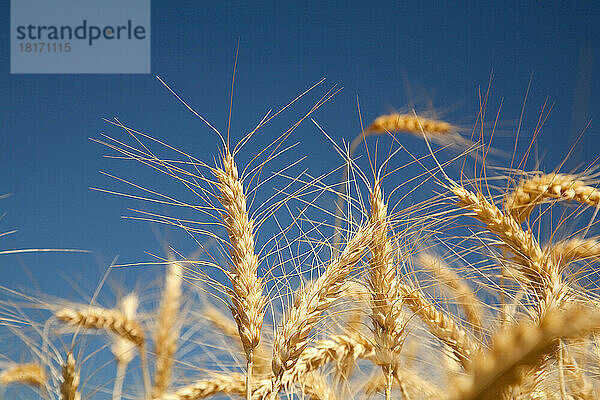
[1,1,599,301]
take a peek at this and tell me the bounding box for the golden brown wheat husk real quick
[546,237,600,266]
[505,173,600,223]
[398,282,475,369]
[111,292,139,365]
[0,363,46,387]
[111,293,139,400]
[213,151,266,358]
[271,224,372,391]
[448,306,600,400]
[155,371,334,400]
[61,353,81,400]
[152,261,183,397]
[367,181,406,394]
[452,185,568,315]
[366,113,453,135]
[282,334,375,390]
[418,253,483,336]
[153,374,246,400]
[55,306,145,346]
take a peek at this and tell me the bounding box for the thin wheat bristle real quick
[449,306,600,400]
[418,253,483,335]
[61,353,81,400]
[271,224,372,389]
[366,113,454,135]
[152,261,183,397]
[55,306,145,346]
[505,173,600,223]
[0,363,46,387]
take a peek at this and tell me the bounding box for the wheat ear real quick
[0,363,46,388]
[546,236,600,266]
[398,282,475,369]
[418,253,483,336]
[55,306,150,397]
[367,113,454,135]
[111,293,139,400]
[61,353,80,400]
[448,306,600,400]
[213,150,267,400]
[152,261,183,397]
[452,185,568,316]
[367,181,406,398]
[153,374,246,400]
[271,224,372,393]
[505,173,600,223]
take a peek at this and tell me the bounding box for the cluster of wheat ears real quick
[3,80,600,400]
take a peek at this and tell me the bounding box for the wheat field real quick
[2,78,600,400]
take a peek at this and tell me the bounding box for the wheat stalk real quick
[367,181,407,398]
[271,224,372,394]
[448,306,600,400]
[363,368,442,398]
[505,173,600,223]
[0,363,46,388]
[152,261,183,397]
[203,305,271,376]
[60,353,80,400]
[213,150,267,400]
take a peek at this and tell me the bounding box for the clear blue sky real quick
[1,1,599,300]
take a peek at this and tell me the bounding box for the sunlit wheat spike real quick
[55,306,145,346]
[154,374,246,400]
[505,173,600,223]
[111,292,140,365]
[271,224,372,391]
[448,306,600,400]
[546,236,600,266]
[367,181,407,397]
[418,253,483,336]
[281,334,375,390]
[111,292,139,400]
[61,353,81,400]
[213,150,267,399]
[398,282,476,369]
[452,185,568,316]
[0,363,46,388]
[366,113,454,136]
[152,261,183,397]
